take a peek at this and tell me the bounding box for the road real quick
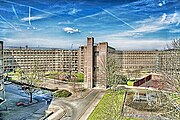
[51,89,100,120]
[0,83,52,120]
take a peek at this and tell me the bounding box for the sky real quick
[0,0,180,50]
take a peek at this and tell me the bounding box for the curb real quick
[46,107,65,120]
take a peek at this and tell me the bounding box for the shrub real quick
[53,90,72,98]
[127,80,135,86]
[76,73,84,82]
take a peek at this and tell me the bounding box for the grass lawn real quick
[88,90,142,120]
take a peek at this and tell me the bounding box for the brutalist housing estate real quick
[3,37,173,88]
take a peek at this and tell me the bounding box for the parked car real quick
[16,102,24,106]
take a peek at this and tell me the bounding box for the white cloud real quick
[158,1,166,7]
[107,39,171,50]
[171,13,178,23]
[63,27,80,33]
[68,8,81,15]
[3,37,84,49]
[106,12,180,38]
[161,13,167,22]
[169,29,180,33]
[58,21,72,25]
[2,37,172,51]
[27,26,37,30]
[158,3,163,6]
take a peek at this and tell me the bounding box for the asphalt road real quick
[5,84,52,102]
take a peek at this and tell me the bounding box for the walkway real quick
[46,89,105,120]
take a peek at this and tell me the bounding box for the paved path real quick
[61,89,100,120]
[48,89,105,120]
[79,91,105,120]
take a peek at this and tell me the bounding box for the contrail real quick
[29,7,31,25]
[12,5,19,19]
[101,8,135,30]
[74,12,100,21]
[0,15,18,30]
[0,0,57,16]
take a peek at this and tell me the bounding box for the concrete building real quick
[114,50,160,72]
[78,38,178,88]
[79,37,115,88]
[3,37,178,89]
[0,41,5,104]
[4,48,78,73]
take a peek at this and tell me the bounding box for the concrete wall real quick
[96,42,108,88]
[85,37,94,88]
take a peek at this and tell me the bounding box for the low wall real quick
[133,74,162,87]
[40,100,65,120]
[133,75,152,86]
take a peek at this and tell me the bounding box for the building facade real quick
[0,41,5,104]
[78,37,118,88]
[3,37,177,88]
[114,50,160,72]
[4,48,78,73]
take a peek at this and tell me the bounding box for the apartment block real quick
[79,38,179,88]
[3,38,179,89]
[114,50,160,72]
[4,48,78,73]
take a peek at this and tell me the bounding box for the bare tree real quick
[162,39,180,92]
[99,53,127,88]
[156,38,180,119]
[17,61,43,103]
[94,53,129,119]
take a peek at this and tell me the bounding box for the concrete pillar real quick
[97,42,108,88]
[86,37,94,88]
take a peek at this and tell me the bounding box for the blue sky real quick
[0,0,180,50]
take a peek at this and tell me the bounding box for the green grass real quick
[45,72,84,82]
[11,76,19,81]
[4,72,19,77]
[127,81,135,86]
[88,90,142,120]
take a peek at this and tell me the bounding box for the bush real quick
[53,90,72,98]
[127,80,135,86]
[76,73,84,82]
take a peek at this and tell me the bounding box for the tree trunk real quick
[29,92,33,103]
